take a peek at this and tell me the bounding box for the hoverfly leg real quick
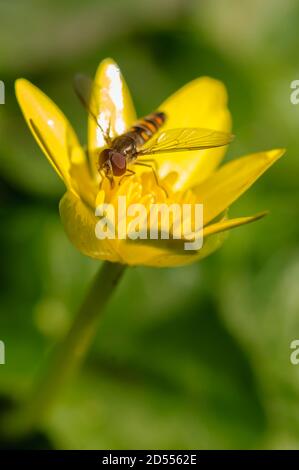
[99,164,114,190]
[119,168,136,186]
[108,175,115,190]
[135,161,168,198]
[99,170,106,190]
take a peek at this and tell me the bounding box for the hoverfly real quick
[74,74,234,191]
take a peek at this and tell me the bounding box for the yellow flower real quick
[15,58,284,267]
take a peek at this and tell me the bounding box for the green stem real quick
[4,261,126,438]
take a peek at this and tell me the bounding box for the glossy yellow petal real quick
[59,190,177,266]
[119,230,228,267]
[156,77,232,190]
[88,58,137,173]
[59,187,228,267]
[193,148,285,225]
[203,212,267,237]
[68,146,98,208]
[15,78,81,189]
[59,191,120,263]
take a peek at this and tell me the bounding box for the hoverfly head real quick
[98,148,111,175]
[110,151,127,177]
[99,149,126,177]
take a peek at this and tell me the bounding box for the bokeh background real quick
[0,0,298,449]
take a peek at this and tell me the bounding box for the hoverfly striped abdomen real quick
[110,111,166,157]
[129,111,166,147]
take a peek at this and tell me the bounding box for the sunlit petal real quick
[156,77,232,191]
[88,58,136,158]
[119,230,228,267]
[203,212,267,237]
[194,148,285,225]
[59,191,120,262]
[15,78,82,190]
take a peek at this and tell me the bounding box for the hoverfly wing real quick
[137,127,234,156]
[73,74,109,144]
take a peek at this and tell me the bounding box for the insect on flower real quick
[15,58,285,267]
[73,74,234,191]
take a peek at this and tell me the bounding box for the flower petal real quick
[59,190,182,266]
[88,58,136,157]
[60,188,227,267]
[119,230,228,267]
[203,212,267,237]
[15,78,81,189]
[156,77,232,190]
[193,148,285,225]
[59,191,120,262]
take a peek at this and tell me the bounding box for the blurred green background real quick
[0,0,298,449]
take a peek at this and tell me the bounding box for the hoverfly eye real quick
[111,152,126,176]
[98,148,111,168]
